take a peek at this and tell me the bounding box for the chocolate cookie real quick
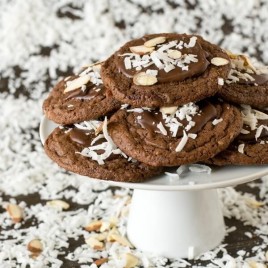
[219,52,268,109]
[44,119,162,182]
[43,63,121,125]
[108,100,243,166]
[101,33,231,107]
[205,105,268,165]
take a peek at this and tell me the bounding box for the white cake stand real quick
[40,117,268,259]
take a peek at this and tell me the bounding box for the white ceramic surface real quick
[127,189,225,259]
[40,116,268,258]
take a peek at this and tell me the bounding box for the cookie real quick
[44,119,162,182]
[219,52,268,109]
[101,33,230,107]
[108,100,243,166]
[43,63,121,125]
[205,105,268,165]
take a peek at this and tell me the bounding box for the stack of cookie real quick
[43,33,268,182]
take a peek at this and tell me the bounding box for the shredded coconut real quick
[212,118,223,125]
[78,118,128,165]
[188,164,212,174]
[175,131,188,152]
[240,105,268,132]
[218,77,224,85]
[238,144,245,154]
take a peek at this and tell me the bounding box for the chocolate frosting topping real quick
[237,119,268,142]
[136,102,217,137]
[238,73,268,86]
[117,35,211,83]
[64,82,105,101]
[69,128,94,147]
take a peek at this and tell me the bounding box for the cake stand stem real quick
[127,188,225,259]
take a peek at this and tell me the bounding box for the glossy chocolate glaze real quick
[117,36,211,83]
[239,73,268,86]
[136,102,217,137]
[64,83,105,101]
[237,119,268,141]
[69,128,94,147]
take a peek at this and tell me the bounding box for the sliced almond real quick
[6,204,23,223]
[92,232,108,242]
[83,61,103,68]
[167,50,182,59]
[124,253,140,268]
[133,72,157,86]
[95,122,104,135]
[46,200,70,210]
[239,55,256,72]
[109,233,133,248]
[85,221,102,232]
[64,76,72,81]
[27,239,43,255]
[100,221,111,232]
[144,36,166,47]
[107,227,120,242]
[226,51,256,72]
[211,57,229,66]
[226,50,237,59]
[85,237,104,250]
[160,106,178,115]
[245,198,264,208]
[109,216,118,228]
[94,258,109,266]
[64,75,91,93]
[85,220,102,232]
[248,260,266,268]
[265,250,268,261]
[129,45,154,55]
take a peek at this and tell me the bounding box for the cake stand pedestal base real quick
[127,189,225,259]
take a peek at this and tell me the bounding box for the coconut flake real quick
[164,63,175,72]
[127,107,151,113]
[165,172,180,182]
[150,51,164,69]
[102,117,117,149]
[175,131,188,152]
[188,164,212,174]
[238,144,245,154]
[124,57,132,69]
[65,75,91,93]
[145,69,158,76]
[255,125,268,140]
[212,118,223,125]
[184,36,197,48]
[188,133,197,139]
[157,122,167,136]
[218,77,224,85]
[121,104,129,110]
[240,129,250,134]
[176,165,189,176]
